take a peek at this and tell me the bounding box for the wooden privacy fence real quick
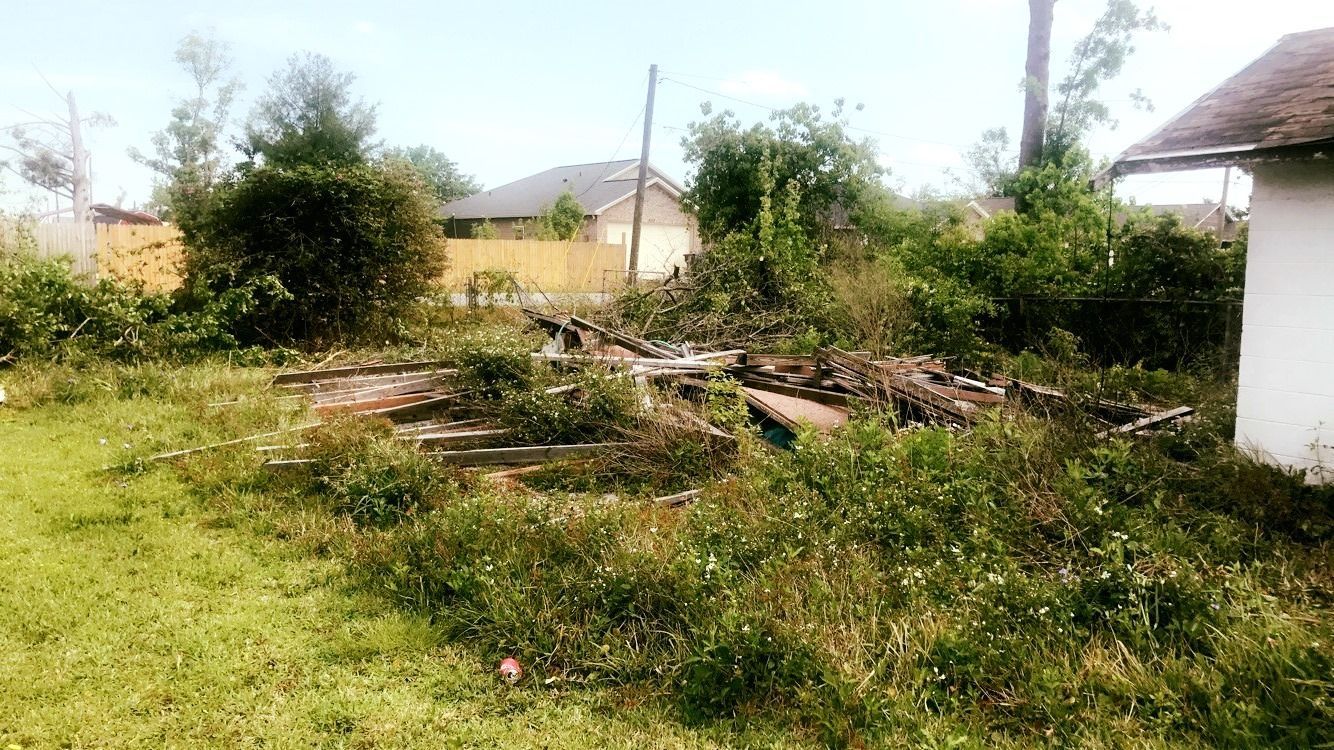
[441,239,626,293]
[94,225,186,292]
[1,222,186,292]
[6,227,624,295]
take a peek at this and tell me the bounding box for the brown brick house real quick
[440,159,701,278]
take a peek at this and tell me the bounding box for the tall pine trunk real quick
[1018,0,1055,174]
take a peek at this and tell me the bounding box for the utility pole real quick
[1216,166,1232,245]
[628,63,658,285]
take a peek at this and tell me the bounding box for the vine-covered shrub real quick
[180,160,447,346]
[0,252,260,362]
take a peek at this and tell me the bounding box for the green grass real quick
[0,369,803,749]
[3,355,1330,749]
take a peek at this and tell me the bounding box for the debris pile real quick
[155,310,1194,479]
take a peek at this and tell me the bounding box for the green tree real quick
[681,100,883,243]
[470,219,499,239]
[179,160,446,345]
[956,126,1017,197]
[243,53,377,167]
[1047,1,1165,159]
[128,31,240,218]
[534,190,585,241]
[383,145,479,203]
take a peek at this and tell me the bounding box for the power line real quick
[575,73,649,201]
[657,77,967,149]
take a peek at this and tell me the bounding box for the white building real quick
[1106,27,1334,482]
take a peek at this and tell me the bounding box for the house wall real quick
[596,182,701,255]
[1234,161,1334,482]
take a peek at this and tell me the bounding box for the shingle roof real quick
[440,160,684,219]
[1116,27,1334,166]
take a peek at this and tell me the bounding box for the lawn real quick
[0,369,799,749]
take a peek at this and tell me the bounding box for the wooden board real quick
[742,387,849,433]
[427,442,627,467]
[272,360,451,385]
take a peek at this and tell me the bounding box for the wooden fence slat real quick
[7,224,627,295]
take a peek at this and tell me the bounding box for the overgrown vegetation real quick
[0,249,261,363]
[178,160,447,346]
[138,345,1330,747]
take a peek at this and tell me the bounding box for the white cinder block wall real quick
[1235,161,1334,482]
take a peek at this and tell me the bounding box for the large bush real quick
[180,160,447,345]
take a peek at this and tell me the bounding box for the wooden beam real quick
[271,360,451,385]
[311,374,445,405]
[279,369,457,394]
[151,422,322,461]
[314,392,438,415]
[412,428,508,447]
[533,352,726,370]
[653,489,701,507]
[427,443,627,467]
[1097,406,1194,439]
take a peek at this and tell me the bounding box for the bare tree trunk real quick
[1018,0,1055,173]
[66,92,95,277]
[67,92,91,224]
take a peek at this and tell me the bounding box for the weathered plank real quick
[742,387,849,433]
[272,361,451,385]
[1097,406,1194,439]
[427,443,627,467]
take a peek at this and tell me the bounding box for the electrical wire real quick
[657,77,966,148]
[574,73,650,201]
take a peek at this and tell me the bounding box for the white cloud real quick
[718,70,809,99]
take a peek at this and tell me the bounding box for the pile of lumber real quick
[154,311,1192,476]
[525,310,1192,438]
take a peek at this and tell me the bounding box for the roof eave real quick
[1093,141,1334,188]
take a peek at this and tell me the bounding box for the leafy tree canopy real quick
[243,53,378,168]
[383,145,479,203]
[681,100,884,243]
[129,31,240,218]
[1046,0,1166,161]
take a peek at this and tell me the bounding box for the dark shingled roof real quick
[1116,27,1334,166]
[440,160,684,219]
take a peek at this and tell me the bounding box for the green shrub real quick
[179,160,447,346]
[438,323,540,396]
[496,368,637,446]
[0,252,261,363]
[298,417,462,526]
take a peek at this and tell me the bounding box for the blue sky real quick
[4,0,1334,214]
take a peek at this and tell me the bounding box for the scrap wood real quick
[718,376,852,408]
[482,460,594,482]
[396,418,486,434]
[314,391,440,415]
[151,422,322,461]
[271,360,451,386]
[653,489,702,507]
[566,315,679,360]
[310,374,447,405]
[412,428,509,447]
[482,464,553,481]
[364,392,457,419]
[742,386,849,434]
[533,352,728,371]
[427,442,629,467]
[1096,406,1194,439]
[279,370,454,394]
